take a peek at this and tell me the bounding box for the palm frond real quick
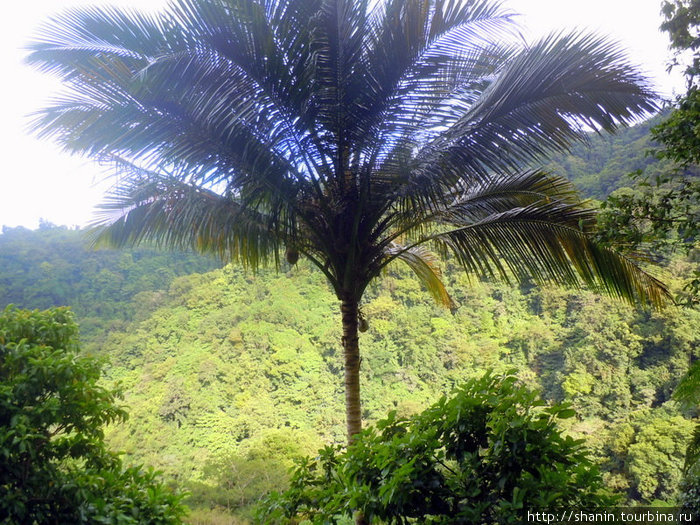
[26,0,327,189]
[442,170,586,221]
[91,165,284,270]
[169,0,330,176]
[411,32,658,186]
[674,361,700,408]
[355,0,514,147]
[386,170,589,238]
[427,205,669,308]
[674,361,700,472]
[26,5,170,72]
[385,243,454,308]
[685,425,700,473]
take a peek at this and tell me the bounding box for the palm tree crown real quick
[27,0,669,445]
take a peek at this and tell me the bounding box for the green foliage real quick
[674,361,700,410]
[679,467,700,515]
[0,222,697,511]
[660,0,700,80]
[656,0,700,167]
[597,173,699,254]
[626,415,691,502]
[650,2,700,495]
[185,428,316,519]
[608,410,694,503]
[259,371,615,524]
[592,141,699,306]
[654,87,700,168]
[0,306,186,524]
[674,360,700,487]
[186,507,250,525]
[187,457,288,520]
[546,117,671,199]
[590,0,700,306]
[0,225,218,351]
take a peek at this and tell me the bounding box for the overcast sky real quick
[0,0,685,231]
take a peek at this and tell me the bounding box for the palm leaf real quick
[427,204,669,307]
[91,165,284,270]
[405,32,658,192]
[387,170,588,237]
[685,425,700,473]
[674,361,700,408]
[385,243,454,308]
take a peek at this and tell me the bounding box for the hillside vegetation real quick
[1,119,698,521]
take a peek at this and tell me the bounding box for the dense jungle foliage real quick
[0,120,698,523]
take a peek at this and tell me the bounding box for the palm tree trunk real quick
[340,296,369,525]
[341,296,362,443]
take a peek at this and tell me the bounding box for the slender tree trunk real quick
[340,295,369,525]
[341,296,362,443]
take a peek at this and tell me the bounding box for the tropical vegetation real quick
[8,0,699,522]
[26,3,670,479]
[0,306,186,524]
[0,210,697,521]
[260,371,616,524]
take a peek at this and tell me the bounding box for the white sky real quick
[0,0,686,231]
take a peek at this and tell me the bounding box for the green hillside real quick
[0,224,219,350]
[1,118,699,521]
[546,114,698,200]
[100,258,698,502]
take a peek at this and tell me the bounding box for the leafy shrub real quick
[0,306,186,524]
[680,467,700,515]
[259,371,615,524]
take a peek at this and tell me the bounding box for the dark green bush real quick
[260,371,616,524]
[0,306,186,524]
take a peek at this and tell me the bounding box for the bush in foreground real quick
[0,306,185,524]
[260,371,615,524]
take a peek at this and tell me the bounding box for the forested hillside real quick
[0,224,219,350]
[100,257,698,507]
[0,118,698,522]
[546,116,663,199]
[546,114,699,201]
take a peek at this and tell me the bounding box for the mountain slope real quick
[97,257,698,507]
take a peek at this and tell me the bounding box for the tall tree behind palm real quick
[28,0,669,445]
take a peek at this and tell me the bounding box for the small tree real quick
[260,371,616,524]
[0,306,185,524]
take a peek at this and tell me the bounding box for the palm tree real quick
[28,0,669,448]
